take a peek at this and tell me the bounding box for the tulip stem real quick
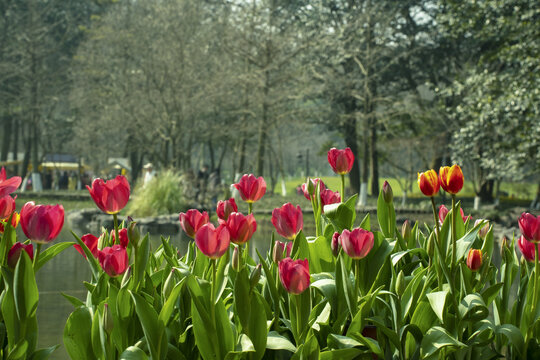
[526,244,540,354]
[274,269,281,331]
[430,197,443,283]
[33,243,42,269]
[310,195,320,237]
[113,213,120,247]
[248,202,253,215]
[451,195,457,275]
[340,174,345,202]
[354,259,361,313]
[211,259,217,322]
[295,294,302,344]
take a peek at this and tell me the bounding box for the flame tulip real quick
[273,241,293,263]
[98,245,129,277]
[466,249,482,271]
[320,189,341,210]
[20,202,64,244]
[110,228,129,248]
[216,198,238,222]
[195,223,230,259]
[439,165,464,195]
[439,205,471,224]
[87,176,130,214]
[233,174,266,203]
[417,170,440,197]
[327,147,354,175]
[8,242,34,268]
[278,258,310,295]
[74,233,99,258]
[339,228,374,259]
[518,213,540,243]
[271,203,303,240]
[0,211,19,234]
[301,178,325,200]
[518,235,540,262]
[226,212,257,245]
[0,195,16,219]
[0,167,22,198]
[179,209,209,238]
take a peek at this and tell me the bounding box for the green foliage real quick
[127,170,189,217]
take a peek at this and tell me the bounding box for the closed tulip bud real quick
[250,264,262,290]
[518,212,540,243]
[271,203,303,240]
[279,258,310,295]
[402,220,411,241]
[301,178,325,200]
[466,249,482,271]
[98,245,129,277]
[232,246,240,271]
[439,165,464,195]
[74,233,99,258]
[179,209,210,239]
[195,223,230,259]
[20,202,64,244]
[307,178,315,197]
[103,303,114,335]
[339,228,374,260]
[474,219,490,239]
[331,232,341,257]
[417,170,440,197]
[327,148,354,175]
[517,235,540,263]
[500,236,509,258]
[7,242,34,268]
[110,228,129,248]
[396,270,405,297]
[128,221,140,247]
[272,241,292,263]
[382,181,393,203]
[216,198,238,222]
[226,212,257,245]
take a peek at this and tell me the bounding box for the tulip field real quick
[1,150,540,359]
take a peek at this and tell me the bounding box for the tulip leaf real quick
[130,291,167,360]
[320,348,364,359]
[13,251,39,320]
[29,345,60,360]
[0,213,17,266]
[256,250,278,307]
[459,294,489,323]
[158,279,185,327]
[481,282,504,307]
[323,194,357,232]
[377,189,395,239]
[455,221,485,262]
[215,249,230,304]
[311,279,337,311]
[119,346,149,360]
[234,267,251,331]
[291,230,309,261]
[223,334,255,359]
[61,293,85,308]
[307,236,334,273]
[400,268,429,319]
[426,290,449,324]
[63,306,95,360]
[335,254,354,318]
[327,334,362,349]
[133,234,150,291]
[420,326,465,358]
[72,231,101,281]
[495,324,524,357]
[359,213,370,231]
[191,297,219,360]
[7,339,28,360]
[1,275,19,351]
[247,292,268,360]
[35,242,76,272]
[266,331,296,352]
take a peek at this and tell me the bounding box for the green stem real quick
[248,202,253,215]
[430,197,443,284]
[340,174,345,202]
[451,195,457,274]
[211,259,217,322]
[113,213,120,247]
[243,242,249,266]
[295,294,302,344]
[33,243,42,269]
[525,244,540,354]
[354,259,361,313]
[311,196,320,237]
[274,268,281,331]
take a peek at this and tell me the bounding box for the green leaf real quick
[480,282,504,307]
[420,326,465,358]
[234,267,251,331]
[158,279,185,327]
[307,236,335,273]
[496,324,523,357]
[247,292,268,360]
[224,334,255,359]
[359,213,370,231]
[320,348,364,359]
[266,331,296,352]
[256,250,278,307]
[291,230,310,261]
[61,293,85,308]
[324,194,358,232]
[133,234,150,290]
[459,294,489,323]
[327,334,362,349]
[130,292,167,360]
[29,345,60,360]
[377,188,395,238]
[71,231,101,281]
[119,346,149,360]
[7,340,28,360]
[455,220,485,262]
[311,279,336,311]
[214,249,229,304]
[336,255,354,317]
[0,213,17,266]
[426,290,449,323]
[34,242,75,272]
[13,251,39,319]
[63,306,95,360]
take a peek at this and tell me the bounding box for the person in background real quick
[143,163,156,187]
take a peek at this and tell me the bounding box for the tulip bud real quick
[331,232,341,257]
[500,236,508,258]
[382,181,393,203]
[402,220,411,242]
[474,219,489,239]
[128,221,140,248]
[396,270,405,297]
[7,242,34,268]
[163,269,176,299]
[307,178,315,197]
[232,246,240,271]
[250,264,262,290]
[103,303,114,335]
[466,249,482,271]
[427,233,435,258]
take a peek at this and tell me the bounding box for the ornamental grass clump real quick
[2,159,540,359]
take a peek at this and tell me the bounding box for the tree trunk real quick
[369,116,379,196]
[12,118,19,174]
[478,179,494,202]
[255,66,270,176]
[0,113,11,161]
[343,113,360,194]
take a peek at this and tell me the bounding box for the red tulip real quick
[417,170,440,197]
[98,245,129,277]
[7,242,34,268]
[273,240,293,263]
[518,212,540,243]
[20,202,64,244]
[87,175,130,214]
[279,258,310,295]
[466,249,482,271]
[438,205,471,224]
[331,232,341,257]
[518,235,540,262]
[233,174,266,203]
[301,178,325,200]
[327,148,354,175]
[0,167,22,198]
[0,195,16,219]
[74,233,99,258]
[195,223,230,259]
[110,228,129,248]
[0,211,19,234]
[320,189,341,210]
[439,165,464,195]
[271,203,303,240]
[179,209,209,238]
[216,198,238,222]
[339,228,374,259]
[226,212,257,245]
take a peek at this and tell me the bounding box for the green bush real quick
[127,169,189,217]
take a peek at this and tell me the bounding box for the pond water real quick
[33,215,315,359]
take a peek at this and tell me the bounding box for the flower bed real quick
[0,152,539,359]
